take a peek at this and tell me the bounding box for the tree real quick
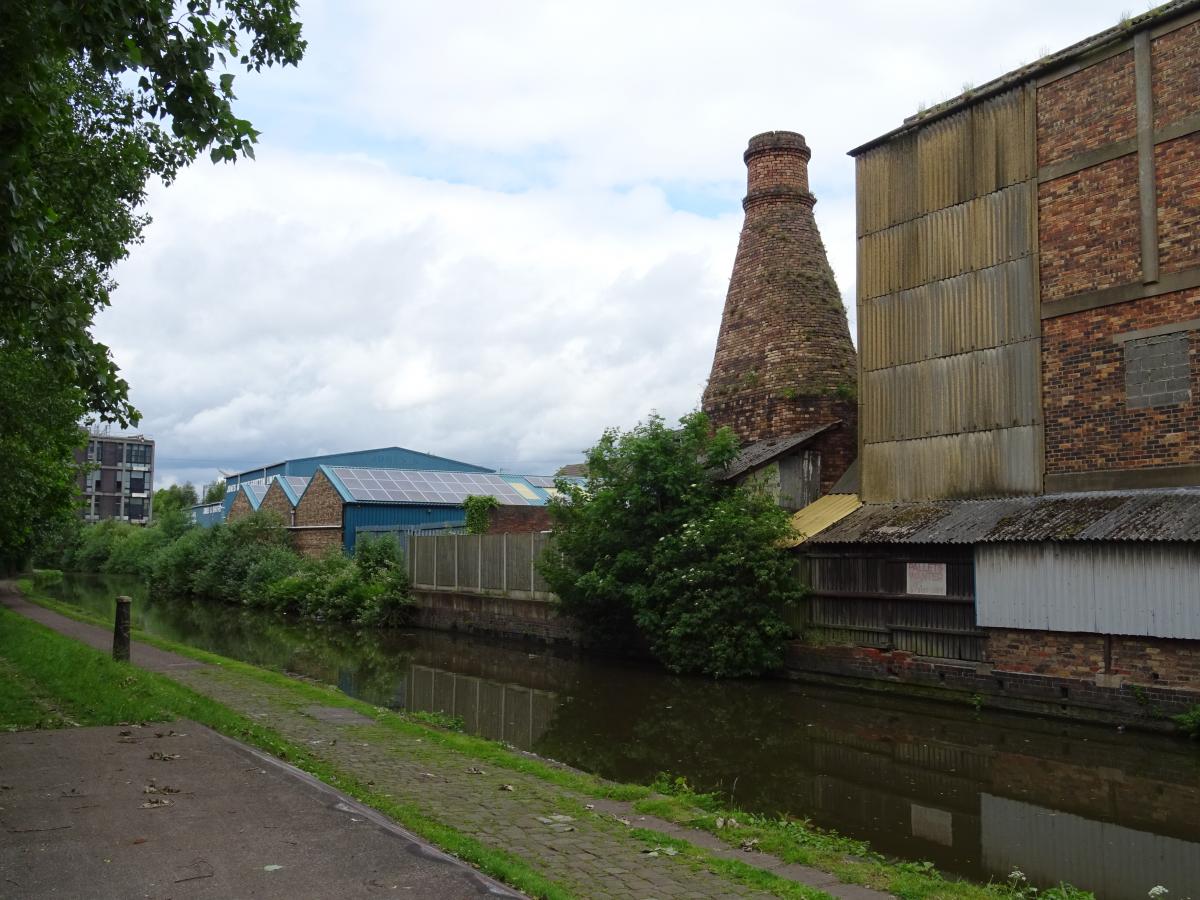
[540,412,803,678]
[0,2,305,569]
[154,482,199,515]
[204,480,227,504]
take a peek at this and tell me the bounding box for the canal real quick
[43,575,1200,898]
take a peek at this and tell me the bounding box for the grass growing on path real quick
[11,581,1099,900]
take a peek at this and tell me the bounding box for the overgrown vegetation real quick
[463,494,499,534]
[540,411,804,678]
[1173,704,1200,739]
[41,511,412,626]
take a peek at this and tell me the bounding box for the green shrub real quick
[1173,704,1200,739]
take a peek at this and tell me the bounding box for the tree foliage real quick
[154,482,199,515]
[0,2,305,570]
[203,479,227,504]
[540,412,803,678]
[463,495,499,534]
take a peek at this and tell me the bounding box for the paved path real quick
[0,720,520,899]
[3,587,892,900]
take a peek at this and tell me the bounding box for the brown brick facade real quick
[290,527,343,558]
[1043,290,1200,474]
[226,491,252,522]
[702,131,857,486]
[1152,20,1200,130]
[259,481,295,524]
[1156,132,1200,275]
[1038,154,1140,302]
[1037,49,1135,168]
[293,469,343,526]
[486,505,552,534]
[986,628,1200,690]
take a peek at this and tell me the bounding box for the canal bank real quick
[21,574,1200,898]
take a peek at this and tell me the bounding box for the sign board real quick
[906,562,947,596]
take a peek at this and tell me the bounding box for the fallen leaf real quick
[140,797,173,809]
[148,752,180,762]
[465,767,485,775]
[263,864,283,872]
[499,784,514,792]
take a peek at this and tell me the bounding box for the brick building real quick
[786,1,1200,723]
[74,430,155,524]
[702,131,858,496]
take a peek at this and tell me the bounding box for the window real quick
[127,498,145,520]
[129,473,145,493]
[1125,331,1192,409]
[126,443,151,464]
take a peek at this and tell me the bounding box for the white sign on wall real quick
[906,562,947,596]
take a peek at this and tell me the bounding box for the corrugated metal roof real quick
[719,424,837,482]
[809,488,1200,544]
[783,494,863,547]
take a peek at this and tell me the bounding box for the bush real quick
[1173,704,1200,739]
[541,411,802,677]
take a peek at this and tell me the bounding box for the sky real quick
[97,0,1144,489]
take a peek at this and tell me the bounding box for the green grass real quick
[11,581,1097,900]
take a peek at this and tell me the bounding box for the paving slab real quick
[0,721,521,899]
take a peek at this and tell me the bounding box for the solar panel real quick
[330,467,538,505]
[525,475,557,488]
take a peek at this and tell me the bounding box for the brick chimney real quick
[702,131,858,488]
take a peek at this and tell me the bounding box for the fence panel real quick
[435,535,457,587]
[505,534,534,593]
[480,534,506,590]
[456,534,480,591]
[412,536,436,585]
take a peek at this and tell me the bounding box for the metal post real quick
[112,596,131,662]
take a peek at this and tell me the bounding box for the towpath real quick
[2,586,891,900]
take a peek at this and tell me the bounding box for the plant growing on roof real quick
[463,495,499,535]
[539,411,803,678]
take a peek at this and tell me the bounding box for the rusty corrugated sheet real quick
[784,493,862,547]
[810,488,1200,544]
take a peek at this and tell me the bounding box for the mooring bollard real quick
[113,595,131,662]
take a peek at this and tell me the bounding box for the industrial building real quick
[776,1,1200,720]
[74,429,155,524]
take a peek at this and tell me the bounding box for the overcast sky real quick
[99,1,1141,488]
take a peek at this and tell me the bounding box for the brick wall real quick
[226,491,252,522]
[294,469,343,526]
[1042,289,1200,474]
[486,505,552,534]
[986,627,1200,689]
[1156,132,1200,276]
[1037,49,1135,167]
[409,589,579,644]
[1152,20,1200,130]
[290,527,342,558]
[1038,155,1140,303]
[259,482,295,524]
[702,131,857,483]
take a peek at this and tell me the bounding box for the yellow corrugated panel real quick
[784,494,863,547]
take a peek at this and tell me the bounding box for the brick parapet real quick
[486,506,552,534]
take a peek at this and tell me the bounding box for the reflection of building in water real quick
[982,795,1200,897]
[406,664,558,751]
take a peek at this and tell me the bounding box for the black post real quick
[113,595,131,662]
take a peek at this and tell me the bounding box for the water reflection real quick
[47,575,1200,898]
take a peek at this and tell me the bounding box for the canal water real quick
[43,575,1200,898]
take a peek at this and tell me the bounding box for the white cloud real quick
[99,0,1139,485]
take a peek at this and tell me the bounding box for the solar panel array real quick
[331,467,538,506]
[244,482,269,505]
[525,475,557,488]
[282,476,309,496]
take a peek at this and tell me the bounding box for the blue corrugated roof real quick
[227,446,494,484]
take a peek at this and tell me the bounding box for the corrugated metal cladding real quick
[342,504,467,553]
[863,427,1042,501]
[976,543,1200,639]
[859,257,1037,371]
[980,794,1200,898]
[856,84,1040,503]
[857,181,1034,301]
[862,341,1040,442]
[855,87,1034,238]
